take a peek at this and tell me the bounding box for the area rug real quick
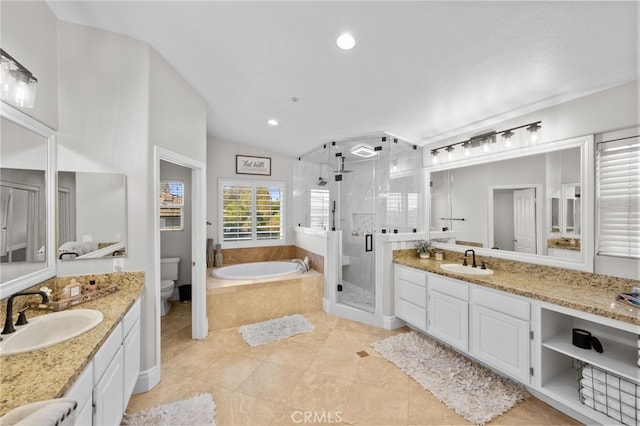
[121,393,215,426]
[239,314,315,347]
[372,331,529,425]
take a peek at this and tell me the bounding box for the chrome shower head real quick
[318,177,328,186]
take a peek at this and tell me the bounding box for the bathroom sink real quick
[440,263,494,276]
[0,309,103,356]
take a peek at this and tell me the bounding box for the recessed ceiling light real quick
[336,33,356,50]
[267,119,278,126]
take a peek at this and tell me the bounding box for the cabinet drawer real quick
[94,322,122,383]
[397,279,427,309]
[396,265,427,287]
[122,298,140,337]
[429,274,469,301]
[473,288,530,321]
[396,298,427,331]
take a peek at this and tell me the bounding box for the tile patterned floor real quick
[126,302,581,425]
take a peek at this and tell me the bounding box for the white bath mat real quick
[239,314,315,347]
[372,331,529,425]
[121,393,215,426]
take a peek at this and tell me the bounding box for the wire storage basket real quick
[578,362,640,425]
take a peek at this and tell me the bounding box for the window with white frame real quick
[596,136,639,259]
[160,181,185,231]
[219,179,285,246]
[309,189,330,230]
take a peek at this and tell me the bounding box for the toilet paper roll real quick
[572,328,592,349]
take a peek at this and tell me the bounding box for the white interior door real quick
[513,188,536,254]
[0,187,11,257]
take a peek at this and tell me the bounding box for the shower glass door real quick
[332,139,378,313]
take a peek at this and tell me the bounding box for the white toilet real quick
[160,257,180,316]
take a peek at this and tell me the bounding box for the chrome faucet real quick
[2,291,49,335]
[464,249,478,268]
[291,257,310,273]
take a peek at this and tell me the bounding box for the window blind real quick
[596,137,639,258]
[160,181,184,231]
[309,189,329,230]
[220,180,284,244]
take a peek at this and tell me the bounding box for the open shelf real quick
[542,332,638,382]
[541,367,633,426]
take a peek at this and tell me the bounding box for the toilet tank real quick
[160,257,180,281]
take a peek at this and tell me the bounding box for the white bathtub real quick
[210,261,302,280]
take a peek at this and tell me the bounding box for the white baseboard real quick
[382,315,406,330]
[132,365,160,395]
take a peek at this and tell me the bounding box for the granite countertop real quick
[0,272,144,417]
[393,250,639,326]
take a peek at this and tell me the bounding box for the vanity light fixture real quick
[267,119,279,126]
[351,144,377,158]
[0,49,38,108]
[428,121,542,166]
[445,145,455,161]
[502,129,514,148]
[336,33,356,50]
[527,122,541,144]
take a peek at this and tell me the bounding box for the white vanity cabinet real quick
[394,265,427,331]
[64,361,94,426]
[64,297,141,426]
[427,273,469,352]
[538,304,639,425]
[122,298,141,407]
[470,287,531,383]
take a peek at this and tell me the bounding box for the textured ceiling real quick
[46,1,639,156]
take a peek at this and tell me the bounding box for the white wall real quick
[75,173,126,244]
[57,21,206,379]
[0,1,58,128]
[207,137,294,244]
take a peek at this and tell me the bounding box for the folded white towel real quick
[581,396,637,426]
[0,399,77,426]
[580,383,640,419]
[580,378,640,404]
[582,366,639,393]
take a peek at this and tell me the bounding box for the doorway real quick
[488,184,542,254]
[153,147,207,383]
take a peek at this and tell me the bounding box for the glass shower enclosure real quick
[294,133,422,314]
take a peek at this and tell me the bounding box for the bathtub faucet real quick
[292,257,310,273]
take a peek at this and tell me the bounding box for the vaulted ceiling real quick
[46,1,638,156]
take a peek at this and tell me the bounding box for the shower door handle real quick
[365,234,373,252]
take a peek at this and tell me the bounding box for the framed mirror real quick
[0,102,56,298]
[427,135,594,272]
[58,171,127,260]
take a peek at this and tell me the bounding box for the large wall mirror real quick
[58,172,127,260]
[428,135,594,272]
[0,102,56,298]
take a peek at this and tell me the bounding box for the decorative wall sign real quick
[236,155,271,175]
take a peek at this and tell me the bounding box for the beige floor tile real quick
[160,324,196,362]
[352,355,409,393]
[341,382,409,425]
[323,328,372,353]
[215,391,281,426]
[165,350,262,389]
[265,340,319,369]
[307,347,363,381]
[335,317,377,335]
[287,370,353,412]
[237,361,305,404]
